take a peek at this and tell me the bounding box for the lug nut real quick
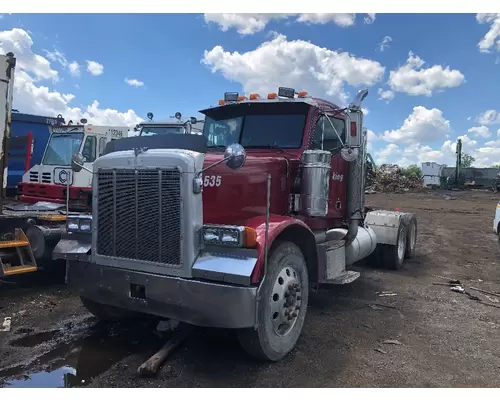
[292,312,298,318]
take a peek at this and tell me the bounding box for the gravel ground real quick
[1,190,500,388]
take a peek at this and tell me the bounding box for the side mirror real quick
[224,143,246,170]
[71,152,85,172]
[190,117,197,125]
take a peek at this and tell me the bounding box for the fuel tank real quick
[201,151,296,225]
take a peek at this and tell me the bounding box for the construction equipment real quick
[55,87,418,362]
[455,138,462,187]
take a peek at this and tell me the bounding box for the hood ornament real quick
[134,147,148,157]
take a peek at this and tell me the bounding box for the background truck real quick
[56,87,418,361]
[1,113,129,278]
[6,112,66,196]
[134,111,204,136]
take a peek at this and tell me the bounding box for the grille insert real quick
[96,168,182,266]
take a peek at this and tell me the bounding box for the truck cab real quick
[56,87,417,362]
[17,122,129,210]
[135,112,203,137]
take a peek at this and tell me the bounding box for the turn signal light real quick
[267,93,278,99]
[243,227,258,248]
[249,93,260,100]
[297,91,308,98]
[350,121,357,137]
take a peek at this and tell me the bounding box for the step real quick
[2,265,37,276]
[328,270,361,285]
[0,239,30,249]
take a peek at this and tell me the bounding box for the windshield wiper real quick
[207,145,227,151]
[245,144,285,153]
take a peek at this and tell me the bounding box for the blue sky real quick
[1,13,500,167]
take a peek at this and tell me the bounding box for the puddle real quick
[10,330,61,347]
[0,319,163,388]
[4,367,77,388]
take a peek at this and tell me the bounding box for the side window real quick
[82,136,97,162]
[310,117,324,150]
[310,116,346,152]
[98,137,107,156]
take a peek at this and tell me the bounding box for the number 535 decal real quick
[203,175,222,187]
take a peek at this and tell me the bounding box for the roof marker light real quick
[218,99,225,105]
[249,93,260,100]
[297,91,308,98]
[267,93,278,99]
[237,96,247,102]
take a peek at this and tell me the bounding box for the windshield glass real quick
[140,126,185,136]
[203,114,306,149]
[42,133,84,166]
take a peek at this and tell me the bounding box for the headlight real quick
[66,216,92,234]
[201,225,257,248]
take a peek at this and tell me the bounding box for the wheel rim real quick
[270,265,303,337]
[397,229,406,261]
[409,223,416,250]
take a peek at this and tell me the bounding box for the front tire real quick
[237,241,309,361]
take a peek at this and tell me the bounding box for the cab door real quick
[310,115,348,219]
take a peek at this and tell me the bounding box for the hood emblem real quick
[134,147,148,157]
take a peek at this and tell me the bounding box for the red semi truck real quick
[54,87,417,361]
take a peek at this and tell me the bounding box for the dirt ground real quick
[1,189,500,388]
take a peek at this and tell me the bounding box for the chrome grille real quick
[96,168,182,266]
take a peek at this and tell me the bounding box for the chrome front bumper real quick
[66,261,258,329]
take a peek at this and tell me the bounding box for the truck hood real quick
[201,152,297,225]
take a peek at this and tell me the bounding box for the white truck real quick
[1,119,129,277]
[17,123,129,210]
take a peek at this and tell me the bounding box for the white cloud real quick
[364,14,376,24]
[467,126,491,138]
[476,14,500,53]
[375,134,481,167]
[366,128,378,153]
[201,33,385,106]
[86,60,104,76]
[44,49,67,68]
[0,28,58,82]
[204,13,376,35]
[378,36,392,52]
[382,106,451,145]
[124,78,144,87]
[378,87,395,103]
[296,13,356,27]
[0,28,142,128]
[388,51,465,97]
[476,109,500,125]
[68,61,80,77]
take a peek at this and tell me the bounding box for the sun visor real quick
[103,133,208,155]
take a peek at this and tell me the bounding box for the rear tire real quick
[80,297,137,321]
[403,215,417,259]
[237,241,309,361]
[381,223,407,270]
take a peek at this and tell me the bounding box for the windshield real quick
[42,133,84,166]
[140,126,185,136]
[203,114,306,149]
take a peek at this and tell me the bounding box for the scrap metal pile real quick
[365,164,423,193]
